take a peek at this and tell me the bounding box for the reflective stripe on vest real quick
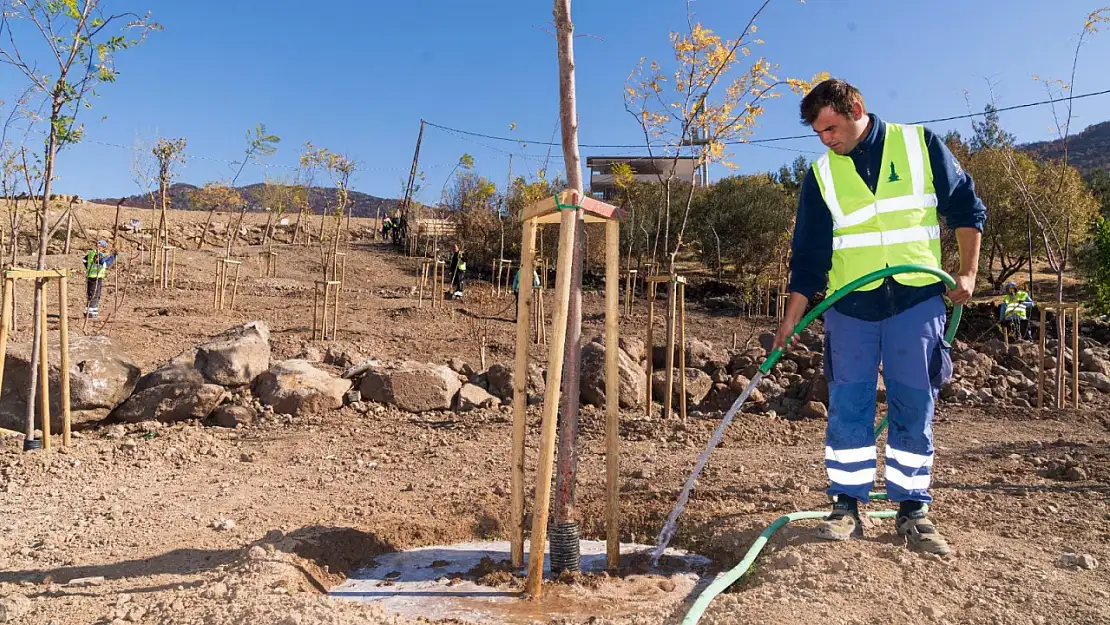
[813,122,943,292]
[85,250,107,279]
[1003,292,1028,319]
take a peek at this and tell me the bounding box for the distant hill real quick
[1021,120,1110,174]
[92,183,401,218]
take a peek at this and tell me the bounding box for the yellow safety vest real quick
[1003,292,1029,320]
[812,122,942,292]
[85,250,107,279]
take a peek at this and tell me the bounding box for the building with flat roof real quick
[586,156,707,201]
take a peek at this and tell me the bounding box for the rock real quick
[0,594,30,622]
[728,374,751,393]
[447,358,474,376]
[194,321,271,387]
[0,335,141,432]
[651,368,713,406]
[758,332,776,352]
[253,360,351,415]
[456,383,499,411]
[619,337,645,363]
[324,344,364,369]
[134,350,206,392]
[1079,371,1110,392]
[296,344,324,362]
[485,363,515,401]
[483,363,545,402]
[359,362,461,412]
[1080,353,1110,375]
[805,374,830,405]
[1058,552,1078,568]
[1078,554,1098,570]
[210,405,257,429]
[798,400,828,420]
[686,338,725,369]
[110,383,225,423]
[580,341,644,409]
[1065,466,1088,481]
[104,424,127,439]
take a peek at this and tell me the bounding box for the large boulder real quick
[359,362,461,412]
[211,405,257,428]
[483,363,545,402]
[194,321,271,387]
[580,340,644,409]
[135,349,205,393]
[486,363,514,401]
[652,368,713,406]
[110,383,225,423]
[619,337,646,364]
[456,383,499,411]
[0,336,141,432]
[1079,371,1110,392]
[253,360,351,415]
[686,338,726,370]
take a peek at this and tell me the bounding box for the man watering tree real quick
[772,79,986,555]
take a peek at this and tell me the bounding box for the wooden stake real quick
[678,280,687,423]
[332,281,341,341]
[58,276,71,447]
[510,219,537,568]
[603,219,621,570]
[664,279,677,420]
[1038,306,1046,409]
[1072,306,1079,409]
[0,278,12,399]
[231,262,241,309]
[313,282,319,339]
[38,285,50,450]
[525,206,577,597]
[418,261,427,307]
[645,280,655,416]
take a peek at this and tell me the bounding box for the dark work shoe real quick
[816,499,862,541]
[896,510,951,555]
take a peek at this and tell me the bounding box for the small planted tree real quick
[151,137,186,248]
[0,0,157,443]
[323,150,355,261]
[624,0,825,272]
[189,182,244,250]
[294,142,326,245]
[226,124,279,257]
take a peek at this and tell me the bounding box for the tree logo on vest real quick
[887,161,901,183]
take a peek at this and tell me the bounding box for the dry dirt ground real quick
[0,204,1108,625]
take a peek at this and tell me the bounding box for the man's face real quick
[812,103,865,155]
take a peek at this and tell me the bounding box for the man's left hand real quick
[947,271,976,305]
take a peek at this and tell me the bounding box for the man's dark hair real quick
[800,79,866,125]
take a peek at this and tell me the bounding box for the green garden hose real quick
[669,264,962,625]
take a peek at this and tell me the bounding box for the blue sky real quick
[2,0,1108,202]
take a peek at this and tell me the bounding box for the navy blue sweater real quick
[787,114,987,321]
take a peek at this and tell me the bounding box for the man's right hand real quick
[771,315,800,353]
[770,292,810,353]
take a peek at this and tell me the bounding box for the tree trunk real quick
[112,199,123,248]
[63,209,73,254]
[199,209,216,250]
[551,0,585,567]
[262,211,275,248]
[1026,215,1034,297]
[227,203,249,258]
[26,109,60,441]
